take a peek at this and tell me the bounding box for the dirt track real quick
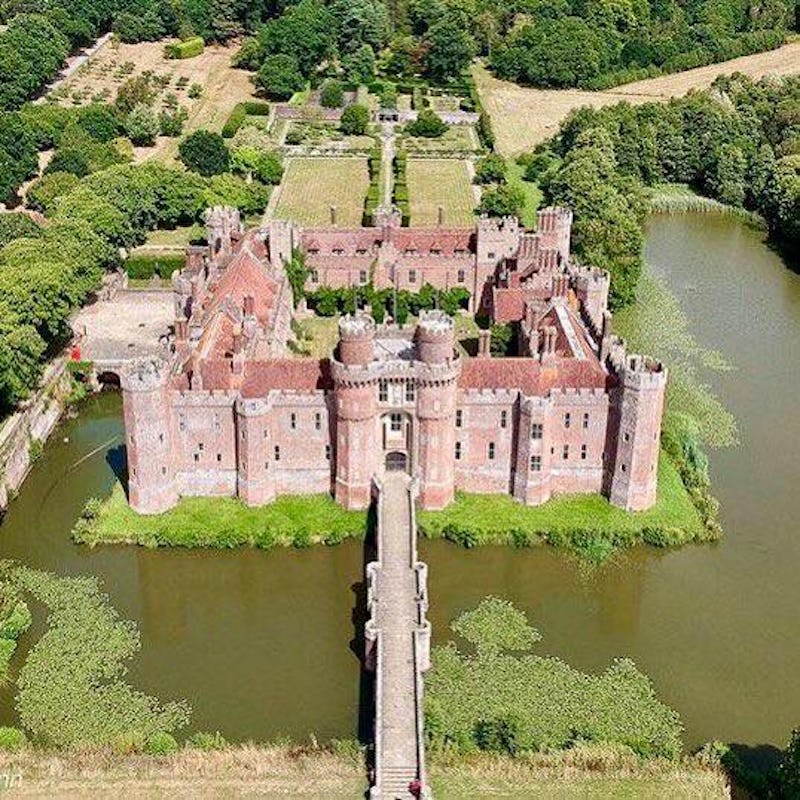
[474,41,800,156]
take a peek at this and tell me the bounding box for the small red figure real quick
[408,778,422,798]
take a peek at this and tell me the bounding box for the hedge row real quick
[221,101,271,138]
[393,150,410,226]
[362,147,382,226]
[124,253,185,280]
[164,37,204,60]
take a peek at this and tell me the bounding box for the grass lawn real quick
[75,484,367,548]
[274,158,369,226]
[406,158,475,227]
[292,315,341,358]
[418,454,706,557]
[507,159,543,228]
[403,125,479,154]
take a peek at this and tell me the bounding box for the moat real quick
[0,212,798,750]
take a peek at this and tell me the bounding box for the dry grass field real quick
[53,39,259,163]
[272,157,369,227]
[0,745,730,799]
[474,41,800,155]
[406,158,475,227]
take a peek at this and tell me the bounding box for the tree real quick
[343,44,376,84]
[340,104,370,135]
[256,54,304,101]
[329,0,389,55]
[286,248,309,302]
[76,104,120,143]
[778,727,800,799]
[256,0,335,77]
[424,15,474,83]
[0,111,38,203]
[319,79,344,109]
[406,108,448,138]
[178,130,230,176]
[0,213,41,247]
[54,186,139,248]
[26,171,80,214]
[125,104,159,146]
[115,75,159,116]
[479,184,524,217]
[474,154,507,184]
[709,143,746,206]
[0,302,46,411]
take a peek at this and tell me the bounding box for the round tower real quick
[121,358,178,514]
[608,355,667,511]
[415,311,460,509]
[333,314,379,509]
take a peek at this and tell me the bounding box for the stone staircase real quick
[380,765,418,799]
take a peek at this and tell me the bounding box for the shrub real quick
[187,83,203,99]
[221,104,247,138]
[164,37,204,60]
[406,109,447,138]
[340,104,369,136]
[179,130,230,176]
[124,254,185,280]
[159,107,188,137]
[188,730,228,750]
[144,731,179,756]
[242,101,270,116]
[125,104,159,146]
[0,727,27,751]
[0,212,41,247]
[319,79,344,109]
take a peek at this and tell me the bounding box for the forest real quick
[0,0,797,114]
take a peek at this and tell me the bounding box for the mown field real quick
[474,41,800,155]
[272,157,369,226]
[406,158,475,227]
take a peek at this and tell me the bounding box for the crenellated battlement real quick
[459,387,519,405]
[174,388,239,406]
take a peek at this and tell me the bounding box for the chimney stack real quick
[243,294,255,316]
[477,328,491,358]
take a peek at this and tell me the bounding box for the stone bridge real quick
[365,473,432,800]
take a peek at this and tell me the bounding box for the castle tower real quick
[572,266,610,332]
[608,355,667,511]
[513,396,553,505]
[332,313,378,509]
[536,207,572,263]
[475,216,520,312]
[236,398,276,507]
[205,206,242,259]
[414,310,460,509]
[121,359,178,514]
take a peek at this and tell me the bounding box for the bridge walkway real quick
[367,473,431,799]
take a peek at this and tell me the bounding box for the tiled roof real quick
[241,359,333,396]
[459,357,609,394]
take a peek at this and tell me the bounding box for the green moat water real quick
[1,213,799,749]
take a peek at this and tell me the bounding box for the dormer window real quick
[430,248,441,255]
[356,248,367,255]
[332,248,344,255]
[404,248,416,256]
[308,248,319,255]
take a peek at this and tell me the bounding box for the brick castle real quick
[121,206,666,514]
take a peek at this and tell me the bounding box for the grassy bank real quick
[0,743,729,799]
[74,486,368,549]
[648,183,765,226]
[76,454,706,561]
[419,454,707,560]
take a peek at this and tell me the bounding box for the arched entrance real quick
[385,451,407,472]
[380,411,412,474]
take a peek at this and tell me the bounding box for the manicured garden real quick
[273,157,369,227]
[406,158,475,227]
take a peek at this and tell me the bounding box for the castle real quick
[121,206,666,515]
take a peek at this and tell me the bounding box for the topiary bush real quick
[164,37,204,60]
